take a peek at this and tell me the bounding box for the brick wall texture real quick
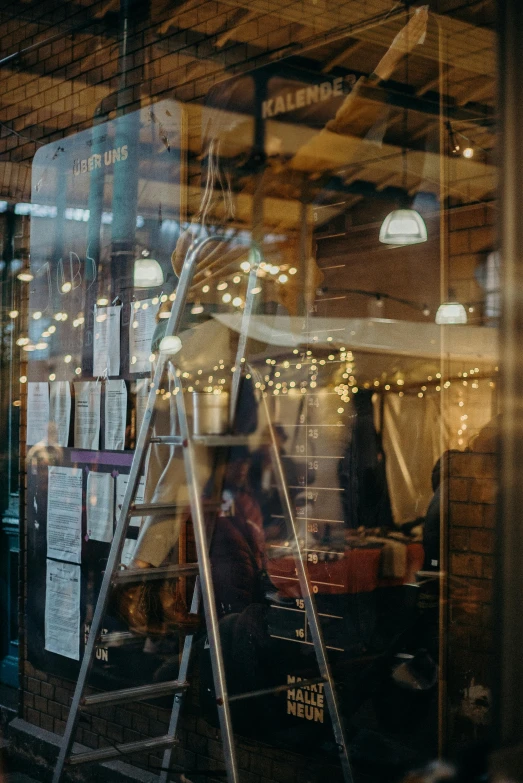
[446,441,496,746]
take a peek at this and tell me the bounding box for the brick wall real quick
[448,203,496,324]
[446,443,496,747]
[20,658,341,783]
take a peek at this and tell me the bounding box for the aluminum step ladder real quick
[52,235,353,783]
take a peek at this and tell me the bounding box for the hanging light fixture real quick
[133,250,164,288]
[17,261,33,282]
[435,301,467,325]
[379,13,427,247]
[159,335,182,354]
[379,208,427,245]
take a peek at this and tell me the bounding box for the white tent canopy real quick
[213,313,498,360]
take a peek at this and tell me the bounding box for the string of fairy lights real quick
[12,256,498,451]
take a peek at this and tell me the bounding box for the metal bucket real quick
[192,391,229,436]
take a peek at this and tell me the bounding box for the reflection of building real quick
[0,1,518,781]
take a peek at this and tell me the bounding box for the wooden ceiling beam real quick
[215,8,258,48]
[321,39,366,74]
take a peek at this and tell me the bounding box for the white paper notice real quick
[74,382,101,450]
[49,382,71,447]
[47,466,83,563]
[121,538,137,567]
[116,473,145,527]
[105,380,127,450]
[27,382,49,446]
[86,471,114,542]
[129,299,159,373]
[45,559,80,660]
[93,305,121,377]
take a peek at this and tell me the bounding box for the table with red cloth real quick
[266,540,425,654]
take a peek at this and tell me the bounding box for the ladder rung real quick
[149,435,184,445]
[228,676,327,703]
[66,735,177,765]
[98,631,145,647]
[129,499,220,515]
[130,501,180,514]
[192,434,253,446]
[113,563,199,584]
[81,679,189,708]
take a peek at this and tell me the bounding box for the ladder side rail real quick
[51,355,168,783]
[229,244,261,428]
[159,578,201,783]
[174,377,240,783]
[53,234,216,783]
[253,368,354,783]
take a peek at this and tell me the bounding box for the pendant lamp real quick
[435,301,467,325]
[133,251,164,288]
[379,12,427,247]
[17,260,34,282]
[379,208,427,245]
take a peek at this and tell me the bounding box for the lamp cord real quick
[402,2,410,198]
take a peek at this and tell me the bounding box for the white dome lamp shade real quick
[159,335,182,354]
[435,301,467,325]
[133,255,164,288]
[379,208,428,246]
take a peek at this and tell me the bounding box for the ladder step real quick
[130,499,220,515]
[192,434,253,446]
[149,435,184,445]
[67,735,177,766]
[98,631,145,647]
[81,680,189,708]
[113,563,199,584]
[130,501,180,514]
